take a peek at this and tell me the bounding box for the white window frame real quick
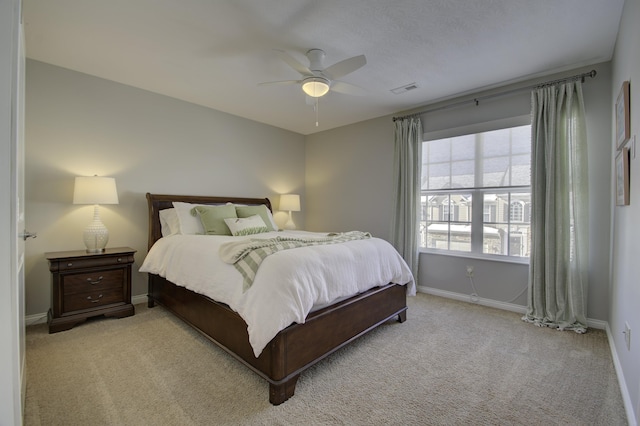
[420,115,531,264]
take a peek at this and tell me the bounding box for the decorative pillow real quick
[192,204,237,235]
[224,215,269,236]
[159,208,180,237]
[235,204,278,231]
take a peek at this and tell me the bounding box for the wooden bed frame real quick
[145,193,408,405]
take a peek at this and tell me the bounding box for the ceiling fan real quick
[260,49,367,98]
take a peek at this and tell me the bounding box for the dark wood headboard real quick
[145,193,272,250]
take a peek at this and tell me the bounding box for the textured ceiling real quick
[23,0,624,135]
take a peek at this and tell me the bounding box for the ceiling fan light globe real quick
[302,78,330,97]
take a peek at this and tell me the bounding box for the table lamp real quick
[73,176,119,253]
[279,194,300,230]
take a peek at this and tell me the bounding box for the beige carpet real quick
[24,294,626,425]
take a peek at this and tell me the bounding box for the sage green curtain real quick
[524,81,588,332]
[391,117,422,282]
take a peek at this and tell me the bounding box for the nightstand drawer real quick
[62,269,124,295]
[55,254,134,271]
[63,288,125,312]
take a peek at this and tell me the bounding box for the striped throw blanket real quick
[219,231,371,291]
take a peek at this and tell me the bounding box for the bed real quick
[141,193,414,405]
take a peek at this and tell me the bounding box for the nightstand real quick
[46,247,136,333]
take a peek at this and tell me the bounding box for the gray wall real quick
[305,116,395,239]
[610,0,640,421]
[25,60,306,316]
[306,61,613,321]
[25,59,616,322]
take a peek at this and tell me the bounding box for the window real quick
[420,121,531,259]
[509,200,524,222]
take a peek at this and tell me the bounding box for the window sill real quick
[419,248,529,265]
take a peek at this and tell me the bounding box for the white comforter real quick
[139,230,415,357]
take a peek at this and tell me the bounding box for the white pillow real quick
[224,215,269,236]
[159,208,180,237]
[266,212,278,231]
[172,202,206,234]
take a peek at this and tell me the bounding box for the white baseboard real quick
[25,312,48,326]
[418,285,527,315]
[417,285,606,330]
[25,294,150,327]
[605,322,637,426]
[132,294,148,305]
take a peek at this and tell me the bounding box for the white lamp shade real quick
[302,77,330,97]
[73,176,119,205]
[279,194,300,212]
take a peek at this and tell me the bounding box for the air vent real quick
[391,83,419,94]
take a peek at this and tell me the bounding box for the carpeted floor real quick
[24,293,627,425]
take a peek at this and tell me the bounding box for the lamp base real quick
[85,248,106,254]
[283,211,296,230]
[83,205,109,253]
[83,226,109,252]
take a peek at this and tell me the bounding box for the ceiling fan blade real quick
[323,55,366,80]
[258,79,301,86]
[274,49,312,76]
[331,80,367,96]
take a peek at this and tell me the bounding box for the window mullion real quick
[471,133,483,252]
[507,192,512,256]
[472,189,484,253]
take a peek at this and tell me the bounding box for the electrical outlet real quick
[466,265,474,277]
[624,322,631,351]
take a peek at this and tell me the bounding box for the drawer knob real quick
[86,276,104,285]
[87,294,103,303]
[67,263,73,267]
[117,257,123,262]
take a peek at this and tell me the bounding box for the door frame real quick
[0,0,25,424]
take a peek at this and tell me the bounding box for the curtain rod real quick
[392,69,597,122]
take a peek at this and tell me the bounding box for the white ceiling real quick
[23,0,624,135]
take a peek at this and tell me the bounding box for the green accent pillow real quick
[235,205,277,231]
[191,204,237,235]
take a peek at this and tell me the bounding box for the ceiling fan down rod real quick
[306,49,326,72]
